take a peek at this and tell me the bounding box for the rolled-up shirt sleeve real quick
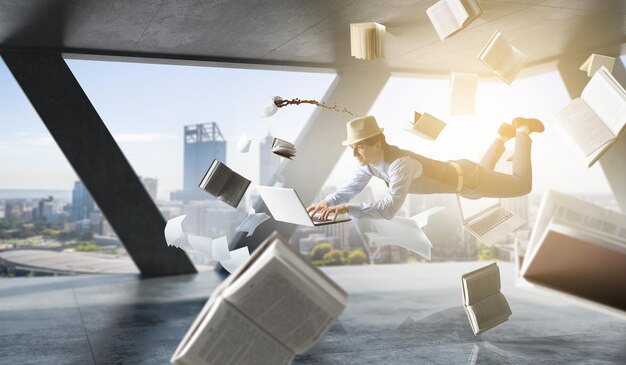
[347,157,422,220]
[324,166,372,206]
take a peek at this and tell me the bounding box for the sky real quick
[0,56,622,199]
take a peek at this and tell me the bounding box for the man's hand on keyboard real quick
[318,204,348,222]
[307,200,329,218]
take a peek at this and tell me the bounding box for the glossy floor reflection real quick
[1,262,625,364]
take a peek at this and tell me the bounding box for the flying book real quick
[555,66,626,167]
[462,262,512,335]
[170,232,348,365]
[580,54,615,77]
[272,138,296,159]
[521,190,626,317]
[426,0,482,41]
[350,22,385,60]
[479,31,527,85]
[198,159,251,208]
[403,111,446,140]
[449,72,478,115]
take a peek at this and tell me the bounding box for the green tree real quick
[323,249,345,266]
[75,243,101,252]
[478,242,498,261]
[309,242,333,261]
[347,249,368,265]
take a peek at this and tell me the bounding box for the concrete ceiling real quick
[0,0,625,76]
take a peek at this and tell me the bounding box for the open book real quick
[403,111,446,140]
[272,138,296,159]
[426,0,482,41]
[462,262,512,335]
[580,54,615,77]
[479,31,526,85]
[198,159,251,208]
[520,190,626,317]
[171,232,348,365]
[449,72,478,115]
[350,22,385,60]
[555,66,626,167]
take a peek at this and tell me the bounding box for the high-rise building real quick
[71,181,95,221]
[4,200,24,220]
[33,196,54,222]
[173,123,226,201]
[259,130,280,185]
[141,177,158,201]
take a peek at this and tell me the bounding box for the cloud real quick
[114,133,179,142]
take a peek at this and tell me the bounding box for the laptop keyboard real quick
[468,209,513,236]
[312,214,346,223]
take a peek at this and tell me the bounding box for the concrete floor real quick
[1,262,625,364]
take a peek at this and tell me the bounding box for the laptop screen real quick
[458,196,500,222]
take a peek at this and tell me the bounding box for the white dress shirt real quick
[325,152,423,219]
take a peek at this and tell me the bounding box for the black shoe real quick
[513,117,544,134]
[498,123,515,139]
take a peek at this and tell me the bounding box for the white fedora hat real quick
[342,115,384,146]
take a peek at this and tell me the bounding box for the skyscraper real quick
[140,177,158,201]
[259,130,280,185]
[174,123,226,201]
[71,181,95,221]
[4,200,24,221]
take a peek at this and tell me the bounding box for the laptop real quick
[257,186,351,227]
[457,195,526,247]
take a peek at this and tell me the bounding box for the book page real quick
[447,0,470,28]
[272,138,296,158]
[524,190,626,274]
[175,298,293,365]
[479,32,506,74]
[199,160,219,187]
[217,173,250,208]
[426,0,465,40]
[462,263,500,305]
[497,46,526,84]
[224,255,343,354]
[555,98,613,156]
[171,278,231,363]
[582,67,626,136]
[350,23,359,58]
[373,217,433,260]
[199,161,231,196]
[467,292,511,333]
[580,54,616,77]
[375,23,385,58]
[415,113,446,140]
[462,0,483,24]
[552,202,626,244]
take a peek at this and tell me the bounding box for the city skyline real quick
[2,57,625,199]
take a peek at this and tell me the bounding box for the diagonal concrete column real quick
[219,70,389,270]
[2,51,196,276]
